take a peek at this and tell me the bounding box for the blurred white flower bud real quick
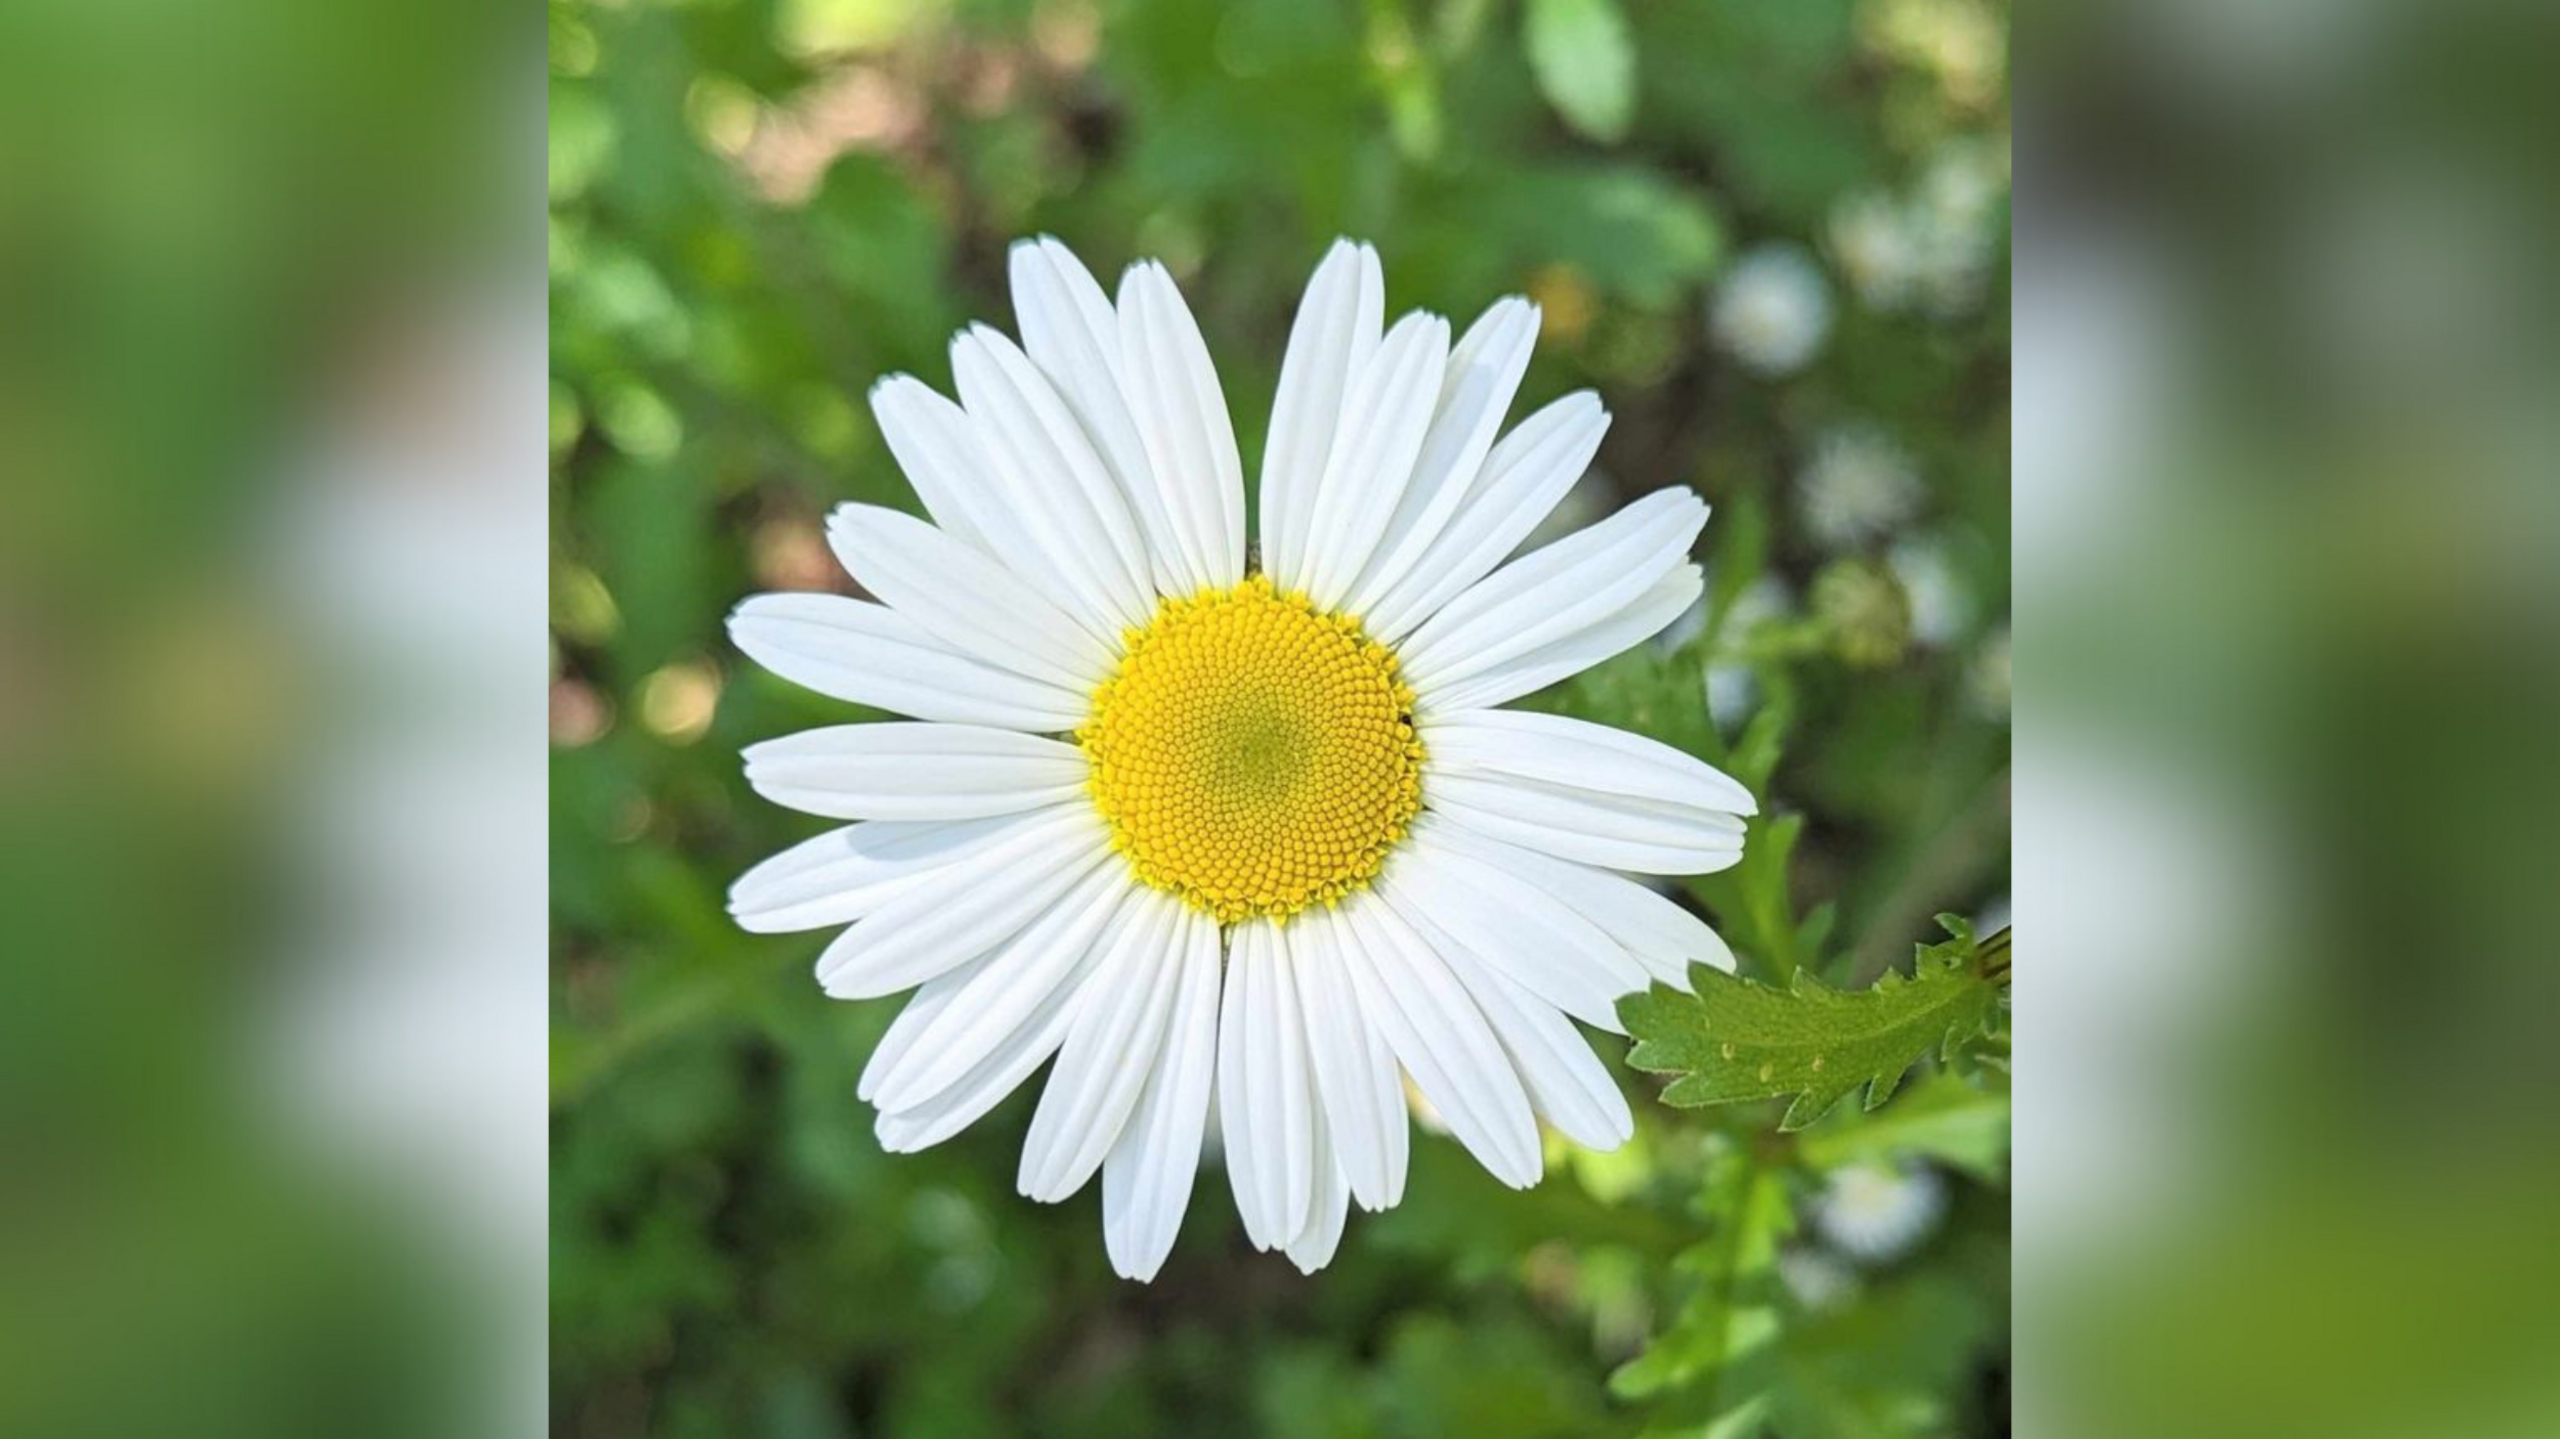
[1798,424,1923,551]
[1710,242,1835,377]
[1814,1161,1948,1262]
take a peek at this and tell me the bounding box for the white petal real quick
[872,932,1106,1154]
[1378,834,1648,1031]
[729,812,1036,934]
[1012,237,1201,597]
[814,809,1110,999]
[1217,920,1316,1249]
[1297,310,1451,609]
[1419,816,1737,985]
[1421,564,1704,713]
[1117,261,1246,587]
[951,325,1156,631]
[1343,298,1541,617]
[729,593,1088,732]
[1282,1101,1353,1274]
[1102,907,1222,1281]
[1439,950,1634,1151]
[1428,770,1747,877]
[873,376,1098,604]
[859,949,993,1104]
[1401,489,1707,695]
[1260,241,1384,593]
[1019,890,1184,1201]
[867,864,1132,1111]
[1423,708,1757,817]
[742,721,1086,821]
[827,503,1114,690]
[1291,906,1409,1211]
[1362,391,1608,642]
[1333,893,1541,1187]
[1010,236,1131,393]
[869,375,1005,553]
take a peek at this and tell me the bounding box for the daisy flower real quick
[1827,138,2009,321]
[1708,242,1834,378]
[1796,423,1922,552]
[727,238,1754,1279]
[1829,190,1924,313]
[1812,1161,1948,1263]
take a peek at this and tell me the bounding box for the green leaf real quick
[1797,1072,2011,1182]
[1610,1142,1792,1409]
[1620,918,2005,1130]
[1525,0,1636,142]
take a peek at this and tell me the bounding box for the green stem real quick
[1977,925,2011,985]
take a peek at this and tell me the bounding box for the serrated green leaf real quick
[1525,0,1635,142]
[1619,921,2004,1130]
[1797,1072,2011,1181]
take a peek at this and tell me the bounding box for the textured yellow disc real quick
[1081,576,1425,925]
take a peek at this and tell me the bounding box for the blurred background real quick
[549,1,2010,1437]
[2016,4,2560,1437]
[1,1,539,1436]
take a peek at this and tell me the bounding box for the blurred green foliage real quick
[550,0,2010,1435]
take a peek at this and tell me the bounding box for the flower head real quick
[729,238,1755,1279]
[1830,191,1925,312]
[1827,136,2009,320]
[1813,1161,1947,1262]
[1709,242,1834,378]
[1797,423,1923,552]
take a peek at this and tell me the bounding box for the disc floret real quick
[1081,576,1424,924]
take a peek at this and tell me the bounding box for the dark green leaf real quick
[1620,918,2005,1129]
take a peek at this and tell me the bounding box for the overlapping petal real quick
[1333,892,1542,1188]
[826,503,1115,687]
[729,593,1089,732]
[1290,905,1410,1211]
[742,722,1087,821]
[1296,309,1450,609]
[730,812,1043,934]
[1218,920,1316,1249]
[1100,910,1222,1280]
[1361,390,1610,642]
[1117,260,1248,587]
[1343,298,1542,618]
[1020,889,1186,1202]
[950,324,1157,632]
[1260,240,1383,592]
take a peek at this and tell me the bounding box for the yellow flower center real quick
[1080,576,1425,925]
